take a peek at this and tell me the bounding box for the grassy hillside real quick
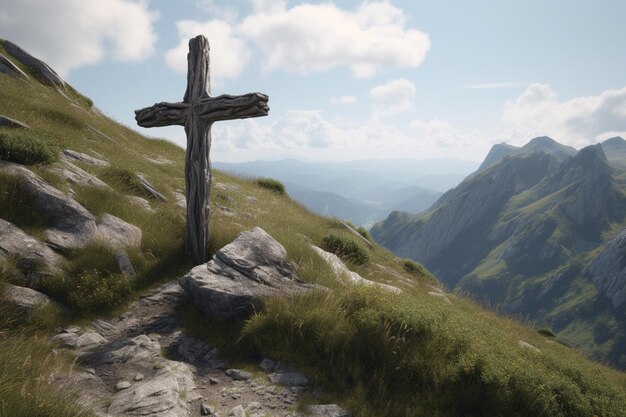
[1,42,626,417]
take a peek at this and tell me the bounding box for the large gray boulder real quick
[179,227,315,319]
[583,228,626,308]
[0,162,96,251]
[2,284,58,311]
[2,40,67,91]
[49,159,110,190]
[0,219,63,279]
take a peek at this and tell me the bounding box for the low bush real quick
[255,178,286,194]
[0,128,59,165]
[402,259,423,275]
[321,233,370,265]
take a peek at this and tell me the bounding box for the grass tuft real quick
[255,178,286,194]
[321,233,370,266]
[0,128,59,165]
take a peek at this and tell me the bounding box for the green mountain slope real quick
[1,40,626,417]
[372,136,626,368]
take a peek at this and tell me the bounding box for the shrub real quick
[321,233,370,265]
[538,327,556,338]
[68,270,131,315]
[255,178,285,194]
[356,226,371,241]
[402,259,423,275]
[40,269,131,316]
[0,128,59,165]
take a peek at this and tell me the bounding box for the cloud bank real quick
[0,0,158,77]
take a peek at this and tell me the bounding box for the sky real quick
[1,0,625,162]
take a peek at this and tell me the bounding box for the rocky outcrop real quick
[584,228,626,308]
[2,40,67,91]
[0,162,97,251]
[179,227,315,319]
[0,219,63,279]
[310,245,401,293]
[0,53,30,79]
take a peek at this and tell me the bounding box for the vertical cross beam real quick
[135,35,269,264]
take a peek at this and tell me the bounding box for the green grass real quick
[0,128,60,165]
[242,286,626,417]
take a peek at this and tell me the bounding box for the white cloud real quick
[409,118,480,149]
[331,96,358,105]
[165,20,251,85]
[502,83,626,147]
[0,0,158,77]
[209,110,485,161]
[239,1,430,78]
[464,82,520,89]
[369,78,415,115]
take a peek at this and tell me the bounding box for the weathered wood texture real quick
[134,35,269,264]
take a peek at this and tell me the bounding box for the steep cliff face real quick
[372,138,626,367]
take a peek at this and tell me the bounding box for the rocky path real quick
[50,281,349,417]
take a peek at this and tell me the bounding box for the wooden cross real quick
[135,35,269,264]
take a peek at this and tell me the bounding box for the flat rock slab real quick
[0,219,63,278]
[62,149,109,166]
[50,160,110,189]
[179,227,315,319]
[306,404,352,417]
[0,162,96,251]
[268,372,308,387]
[108,362,197,417]
[310,245,401,293]
[2,284,58,311]
[0,114,30,129]
[95,213,142,249]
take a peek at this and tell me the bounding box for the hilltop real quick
[1,40,626,417]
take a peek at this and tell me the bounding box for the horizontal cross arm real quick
[196,92,269,122]
[135,102,190,128]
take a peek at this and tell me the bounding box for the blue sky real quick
[1,0,625,162]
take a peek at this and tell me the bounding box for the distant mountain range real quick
[214,158,476,225]
[372,136,626,368]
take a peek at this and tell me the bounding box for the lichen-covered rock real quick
[179,228,315,319]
